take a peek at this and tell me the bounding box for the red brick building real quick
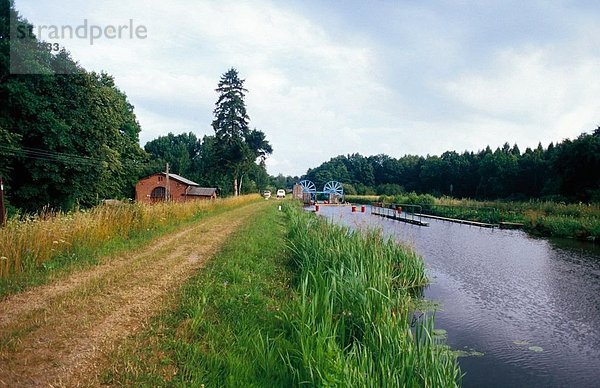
[135,173,218,203]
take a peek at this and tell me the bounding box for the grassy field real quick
[0,195,260,296]
[101,200,293,386]
[103,201,461,386]
[0,200,265,386]
[349,194,600,240]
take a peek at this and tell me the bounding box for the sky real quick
[14,0,600,176]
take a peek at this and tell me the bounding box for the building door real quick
[150,186,167,202]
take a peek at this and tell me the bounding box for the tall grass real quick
[279,203,461,386]
[345,195,380,205]
[379,193,437,207]
[0,195,259,278]
[436,196,600,219]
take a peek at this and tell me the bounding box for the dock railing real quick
[370,201,504,227]
[371,203,427,226]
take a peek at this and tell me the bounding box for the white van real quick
[263,190,271,199]
[276,189,286,199]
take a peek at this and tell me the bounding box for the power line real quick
[0,145,146,168]
[2,148,97,166]
[2,145,104,164]
[19,146,100,163]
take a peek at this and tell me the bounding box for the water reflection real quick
[317,205,600,388]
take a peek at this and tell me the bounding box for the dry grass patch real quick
[0,201,265,387]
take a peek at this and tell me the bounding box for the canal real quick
[317,205,600,387]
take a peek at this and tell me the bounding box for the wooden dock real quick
[415,213,498,228]
[370,205,510,229]
[371,207,429,226]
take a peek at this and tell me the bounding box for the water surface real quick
[317,205,600,387]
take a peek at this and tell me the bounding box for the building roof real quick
[154,172,199,186]
[187,187,218,196]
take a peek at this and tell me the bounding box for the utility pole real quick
[0,176,6,227]
[165,163,170,201]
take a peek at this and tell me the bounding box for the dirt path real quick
[0,201,264,387]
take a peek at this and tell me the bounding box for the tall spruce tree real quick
[211,68,271,195]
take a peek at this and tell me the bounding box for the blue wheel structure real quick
[298,180,317,202]
[323,180,344,197]
[299,180,316,193]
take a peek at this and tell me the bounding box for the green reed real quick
[279,202,461,386]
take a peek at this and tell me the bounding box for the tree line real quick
[3,0,598,213]
[303,129,600,202]
[1,1,271,212]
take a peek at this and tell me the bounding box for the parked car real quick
[276,189,286,199]
[263,190,271,199]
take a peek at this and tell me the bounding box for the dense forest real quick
[303,129,600,202]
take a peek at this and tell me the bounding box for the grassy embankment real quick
[348,194,600,241]
[104,201,461,386]
[0,195,260,296]
[345,195,380,205]
[435,197,600,240]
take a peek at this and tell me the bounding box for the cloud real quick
[444,47,600,146]
[15,0,600,176]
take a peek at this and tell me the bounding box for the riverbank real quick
[436,197,599,241]
[348,194,599,241]
[282,203,460,385]
[103,201,461,386]
[317,204,600,387]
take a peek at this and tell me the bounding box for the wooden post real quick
[165,163,169,201]
[0,176,5,227]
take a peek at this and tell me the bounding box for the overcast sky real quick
[15,0,600,176]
